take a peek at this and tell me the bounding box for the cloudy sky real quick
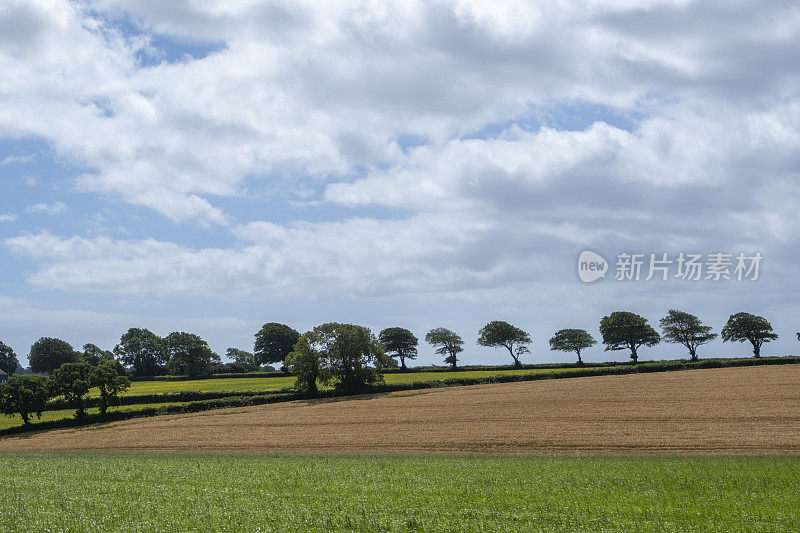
[1,0,799,366]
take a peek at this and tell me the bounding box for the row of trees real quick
[0,360,130,425]
[0,310,785,424]
[0,311,783,382]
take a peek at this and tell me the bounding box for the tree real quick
[0,341,20,376]
[287,323,386,395]
[599,312,660,363]
[114,328,167,376]
[28,337,76,374]
[721,312,778,358]
[50,361,94,418]
[425,328,464,369]
[254,323,300,369]
[549,329,597,364]
[79,343,115,366]
[92,360,131,415]
[165,332,219,378]
[659,310,717,361]
[379,327,418,369]
[226,348,259,372]
[285,335,322,395]
[0,375,51,425]
[477,321,531,367]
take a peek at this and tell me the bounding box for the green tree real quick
[599,312,660,363]
[0,341,20,376]
[721,312,778,358]
[379,327,418,369]
[425,328,464,369]
[0,375,51,425]
[50,361,94,418]
[477,321,531,367]
[114,328,167,376]
[659,310,717,361]
[79,343,115,366]
[92,360,131,415]
[287,323,386,395]
[165,332,219,378]
[29,337,76,374]
[285,335,322,395]
[226,347,259,371]
[254,323,300,369]
[549,329,597,364]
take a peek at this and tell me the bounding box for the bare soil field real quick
[2,365,799,454]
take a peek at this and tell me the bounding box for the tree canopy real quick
[425,328,464,369]
[29,337,76,374]
[477,321,531,367]
[0,375,51,425]
[721,312,778,358]
[549,329,597,364]
[50,361,94,418]
[287,323,386,394]
[114,328,167,376]
[254,323,300,368]
[226,347,259,372]
[93,360,131,415]
[599,312,660,363]
[0,341,20,376]
[379,327,418,369]
[165,332,219,378]
[659,310,717,361]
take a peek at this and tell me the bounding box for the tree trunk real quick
[753,343,761,358]
[689,347,698,361]
[21,412,29,425]
[576,351,583,365]
[400,355,406,370]
[630,345,638,364]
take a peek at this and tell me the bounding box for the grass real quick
[90,366,582,397]
[0,454,797,531]
[0,402,190,431]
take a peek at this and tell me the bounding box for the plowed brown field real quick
[3,365,799,454]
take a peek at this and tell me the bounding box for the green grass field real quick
[0,402,190,431]
[91,366,586,397]
[0,454,797,531]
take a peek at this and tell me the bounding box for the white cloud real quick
[26,201,68,215]
[0,154,34,165]
[0,214,17,222]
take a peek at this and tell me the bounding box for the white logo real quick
[578,250,608,283]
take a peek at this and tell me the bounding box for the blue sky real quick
[1,0,799,367]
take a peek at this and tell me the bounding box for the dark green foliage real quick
[549,329,597,364]
[379,327,418,369]
[285,335,321,394]
[425,328,464,369]
[254,323,300,367]
[599,312,660,363]
[165,332,220,379]
[50,361,94,418]
[114,328,167,376]
[28,337,76,374]
[660,310,717,361]
[722,312,778,358]
[290,323,387,395]
[226,348,259,371]
[93,360,131,414]
[0,341,19,376]
[0,374,52,425]
[477,321,531,367]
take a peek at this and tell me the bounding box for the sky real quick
[1,0,799,367]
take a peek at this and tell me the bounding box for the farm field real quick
[88,366,591,397]
[4,365,799,454]
[0,453,797,531]
[0,402,191,431]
